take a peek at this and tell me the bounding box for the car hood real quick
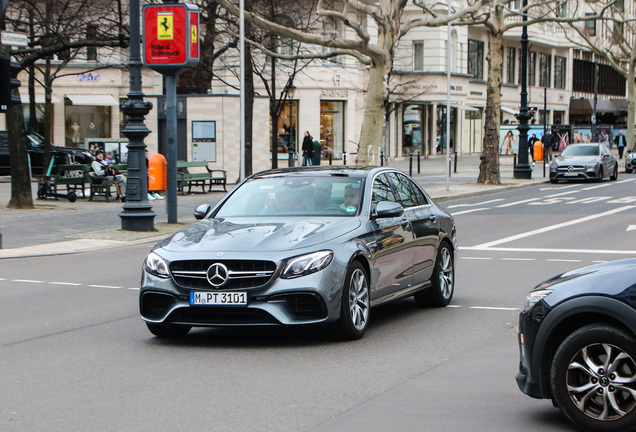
[554,155,599,165]
[535,259,636,307]
[156,217,362,253]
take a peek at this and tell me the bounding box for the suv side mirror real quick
[372,201,404,219]
[194,204,212,220]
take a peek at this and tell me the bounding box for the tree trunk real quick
[7,102,34,209]
[356,61,389,165]
[478,31,502,185]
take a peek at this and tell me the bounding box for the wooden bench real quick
[52,164,89,198]
[176,160,227,195]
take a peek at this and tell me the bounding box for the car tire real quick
[146,322,191,338]
[337,261,370,340]
[550,178,558,184]
[627,168,633,174]
[610,164,618,181]
[551,324,636,432]
[597,167,604,182]
[414,242,454,308]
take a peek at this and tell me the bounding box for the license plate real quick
[190,291,248,306]
[563,172,578,177]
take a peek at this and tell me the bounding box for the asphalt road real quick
[3,177,636,431]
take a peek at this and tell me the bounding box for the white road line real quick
[540,184,580,191]
[13,279,44,283]
[87,284,121,289]
[447,199,505,209]
[546,259,582,263]
[497,198,541,207]
[544,190,581,198]
[451,208,490,216]
[447,305,463,308]
[471,205,635,248]
[470,306,520,311]
[50,282,83,286]
[501,258,535,261]
[460,257,493,260]
[592,260,608,263]
[582,183,614,190]
[460,246,636,255]
[128,287,140,291]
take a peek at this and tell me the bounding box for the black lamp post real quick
[119,0,155,230]
[288,85,295,167]
[514,0,532,179]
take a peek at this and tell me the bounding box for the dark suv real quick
[0,131,93,175]
[517,259,636,432]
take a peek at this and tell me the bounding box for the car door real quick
[366,173,414,299]
[600,144,614,176]
[387,172,440,287]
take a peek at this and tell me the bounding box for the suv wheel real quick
[551,324,636,432]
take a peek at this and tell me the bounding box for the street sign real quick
[1,31,28,47]
[142,3,199,74]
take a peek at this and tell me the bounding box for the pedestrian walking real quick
[302,131,314,166]
[542,129,556,165]
[615,130,627,159]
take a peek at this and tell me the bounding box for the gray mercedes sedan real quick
[550,143,618,183]
[140,166,457,340]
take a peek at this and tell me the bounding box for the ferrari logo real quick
[191,25,197,43]
[157,12,173,40]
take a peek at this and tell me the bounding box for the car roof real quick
[251,165,395,179]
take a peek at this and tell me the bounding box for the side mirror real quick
[372,201,404,219]
[194,204,212,220]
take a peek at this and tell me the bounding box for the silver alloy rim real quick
[438,247,453,299]
[349,268,369,331]
[566,342,636,421]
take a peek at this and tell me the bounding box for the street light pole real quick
[514,0,532,179]
[119,0,155,230]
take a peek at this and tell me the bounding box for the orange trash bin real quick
[533,140,543,162]
[148,153,167,191]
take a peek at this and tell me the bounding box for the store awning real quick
[438,103,480,111]
[21,95,60,104]
[569,98,621,115]
[66,94,119,106]
[501,106,518,115]
[611,99,628,113]
[569,98,592,115]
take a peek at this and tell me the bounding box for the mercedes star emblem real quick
[207,263,229,287]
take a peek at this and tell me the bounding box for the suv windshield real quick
[215,176,363,218]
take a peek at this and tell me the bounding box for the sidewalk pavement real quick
[0,154,548,258]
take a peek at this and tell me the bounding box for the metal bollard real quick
[417,151,421,174]
[409,153,413,176]
[329,154,333,165]
[343,151,347,166]
[288,149,294,168]
[380,151,384,166]
[454,152,458,173]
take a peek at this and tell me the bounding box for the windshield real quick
[561,145,600,157]
[215,176,363,218]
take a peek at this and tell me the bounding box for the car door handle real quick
[400,219,410,229]
[428,214,437,222]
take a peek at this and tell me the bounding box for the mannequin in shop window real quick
[71,121,81,144]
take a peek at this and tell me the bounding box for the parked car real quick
[140,166,457,340]
[516,259,636,432]
[550,143,619,183]
[625,144,636,173]
[0,131,93,175]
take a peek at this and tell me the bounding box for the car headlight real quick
[144,251,170,278]
[628,153,635,160]
[585,163,598,169]
[281,250,333,279]
[524,288,553,311]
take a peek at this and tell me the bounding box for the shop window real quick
[65,99,111,147]
[403,104,423,156]
[320,101,344,159]
[274,100,297,154]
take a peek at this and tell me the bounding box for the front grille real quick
[270,293,328,319]
[556,165,585,172]
[170,259,276,289]
[168,307,278,325]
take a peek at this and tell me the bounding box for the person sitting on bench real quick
[91,149,127,200]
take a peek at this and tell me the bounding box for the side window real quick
[388,172,428,208]
[372,173,396,212]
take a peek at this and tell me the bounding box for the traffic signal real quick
[0,56,21,112]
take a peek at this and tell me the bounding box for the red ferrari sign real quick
[143,3,199,73]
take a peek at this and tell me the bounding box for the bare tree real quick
[3,0,127,208]
[214,0,487,165]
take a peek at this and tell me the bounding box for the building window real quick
[554,56,566,89]
[506,47,516,84]
[539,53,551,87]
[65,99,111,146]
[556,0,567,17]
[322,17,341,65]
[403,105,423,155]
[320,100,345,158]
[275,101,297,154]
[554,111,564,125]
[613,21,624,41]
[413,41,424,71]
[585,13,596,36]
[614,0,625,12]
[86,25,97,61]
[468,39,484,80]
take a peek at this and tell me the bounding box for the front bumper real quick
[550,166,600,182]
[140,254,345,327]
[516,303,552,399]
